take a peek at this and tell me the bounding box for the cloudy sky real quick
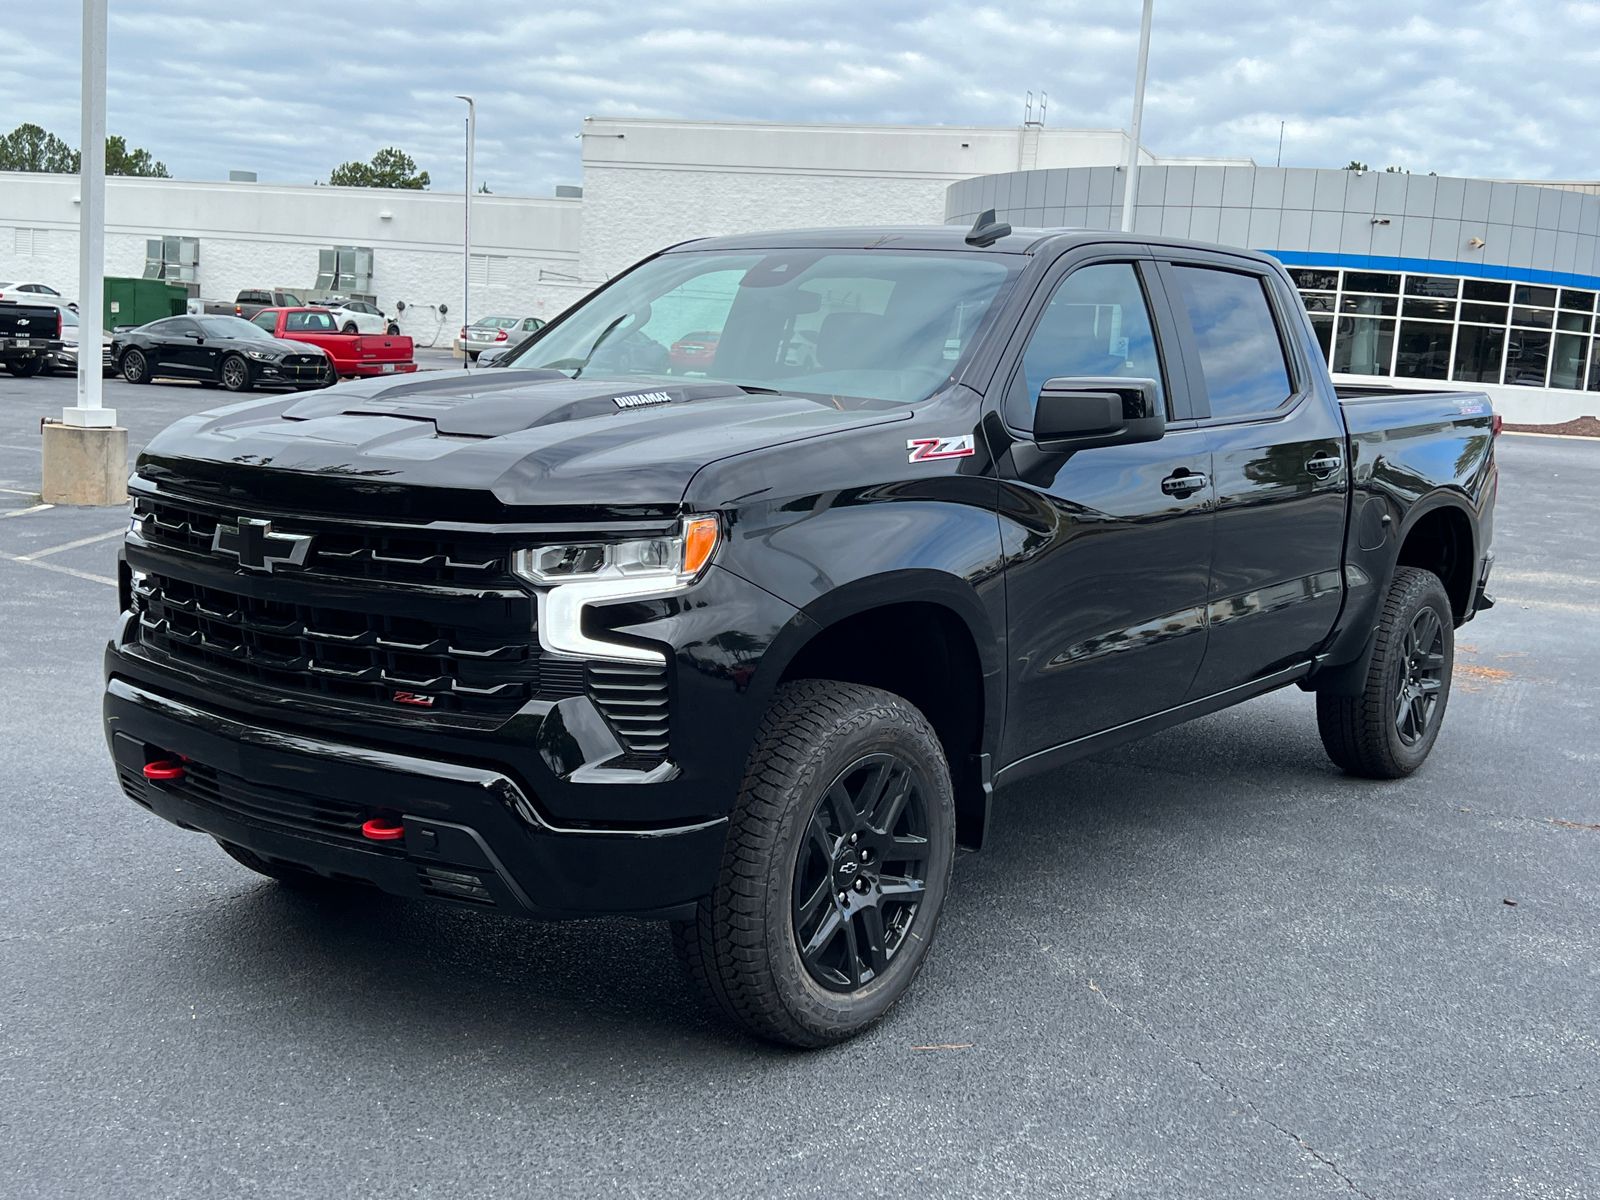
[7,1,1598,194]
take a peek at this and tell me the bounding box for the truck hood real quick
[137,368,909,515]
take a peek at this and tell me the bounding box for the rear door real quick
[1154,252,1349,698]
[993,247,1216,763]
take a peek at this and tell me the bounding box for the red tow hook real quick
[142,758,188,781]
[361,816,406,842]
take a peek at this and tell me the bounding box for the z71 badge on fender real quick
[907,435,975,463]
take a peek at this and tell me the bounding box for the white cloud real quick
[5,1,1599,193]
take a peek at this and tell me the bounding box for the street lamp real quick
[454,94,475,365]
[1119,0,1155,233]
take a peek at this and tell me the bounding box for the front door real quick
[1156,256,1349,697]
[994,255,1216,766]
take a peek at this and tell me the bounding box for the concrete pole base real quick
[41,421,128,506]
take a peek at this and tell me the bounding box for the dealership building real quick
[3,116,1598,421]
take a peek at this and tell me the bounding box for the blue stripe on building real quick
[1262,250,1600,293]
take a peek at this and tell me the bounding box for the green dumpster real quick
[104,277,188,331]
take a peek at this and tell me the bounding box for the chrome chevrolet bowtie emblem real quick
[212,518,312,572]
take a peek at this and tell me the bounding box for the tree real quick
[105,134,169,177]
[477,181,492,194]
[328,147,430,189]
[0,123,78,172]
[1344,160,1369,172]
[0,123,168,176]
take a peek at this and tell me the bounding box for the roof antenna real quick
[966,208,1012,248]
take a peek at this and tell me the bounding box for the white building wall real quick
[0,171,582,342]
[575,117,1253,282]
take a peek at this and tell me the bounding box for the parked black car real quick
[106,223,1497,1047]
[113,314,333,392]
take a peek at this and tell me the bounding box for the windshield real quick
[505,248,1018,405]
[198,315,274,339]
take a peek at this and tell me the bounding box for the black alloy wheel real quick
[1316,565,1454,778]
[1395,606,1446,746]
[792,753,932,992]
[671,680,956,1047]
[219,354,251,392]
[121,348,150,383]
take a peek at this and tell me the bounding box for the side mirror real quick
[1033,376,1165,453]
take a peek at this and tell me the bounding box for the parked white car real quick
[0,281,74,310]
[316,298,398,336]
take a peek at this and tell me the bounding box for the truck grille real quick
[132,495,507,587]
[132,570,585,717]
[128,490,673,763]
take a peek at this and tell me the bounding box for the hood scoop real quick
[279,370,771,438]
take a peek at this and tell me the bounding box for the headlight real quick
[512,515,719,587]
[515,516,720,665]
[246,350,274,362]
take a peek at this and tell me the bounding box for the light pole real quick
[75,0,110,426]
[454,94,475,365]
[1119,0,1155,233]
[41,0,125,506]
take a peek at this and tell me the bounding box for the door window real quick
[1010,262,1165,431]
[1170,266,1294,419]
[250,312,277,332]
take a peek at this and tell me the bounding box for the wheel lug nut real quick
[838,890,848,904]
[849,833,859,844]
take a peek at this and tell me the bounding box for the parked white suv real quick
[317,298,398,336]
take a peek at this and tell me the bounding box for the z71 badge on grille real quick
[907,435,975,463]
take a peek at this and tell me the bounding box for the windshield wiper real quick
[569,314,627,379]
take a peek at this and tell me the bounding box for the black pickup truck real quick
[105,221,1497,1047]
[0,299,64,377]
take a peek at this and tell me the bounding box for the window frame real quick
[995,249,1184,439]
[1155,254,1309,426]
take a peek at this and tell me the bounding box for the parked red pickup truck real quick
[248,308,417,377]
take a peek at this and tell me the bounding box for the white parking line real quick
[0,503,54,519]
[19,528,126,560]
[0,486,40,496]
[0,549,116,586]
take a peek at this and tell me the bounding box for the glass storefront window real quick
[1309,313,1333,362]
[1395,321,1453,379]
[1504,330,1552,387]
[1515,284,1558,308]
[1561,288,1595,312]
[1452,324,1505,383]
[1290,269,1339,291]
[1405,275,1460,298]
[1403,297,1456,321]
[1550,332,1588,390]
[1461,302,1509,325]
[1300,292,1336,313]
[1590,340,1600,391]
[1511,306,1554,329]
[1341,294,1398,316]
[1343,271,1401,294]
[1557,310,1592,333]
[1333,316,1395,376]
[1463,280,1512,303]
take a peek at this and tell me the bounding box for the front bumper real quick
[106,676,728,920]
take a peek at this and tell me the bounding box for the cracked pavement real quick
[1,369,1597,1198]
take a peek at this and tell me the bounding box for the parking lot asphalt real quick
[1,369,1597,1199]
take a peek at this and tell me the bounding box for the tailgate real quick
[350,335,415,364]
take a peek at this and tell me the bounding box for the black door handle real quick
[1161,470,1210,497]
[1306,455,1343,478]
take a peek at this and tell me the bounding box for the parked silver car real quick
[455,314,544,361]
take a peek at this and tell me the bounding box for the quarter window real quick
[1171,266,1294,419]
[1011,262,1165,430]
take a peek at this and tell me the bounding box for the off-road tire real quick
[215,839,361,892]
[1317,566,1454,778]
[671,680,956,1047]
[120,348,151,383]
